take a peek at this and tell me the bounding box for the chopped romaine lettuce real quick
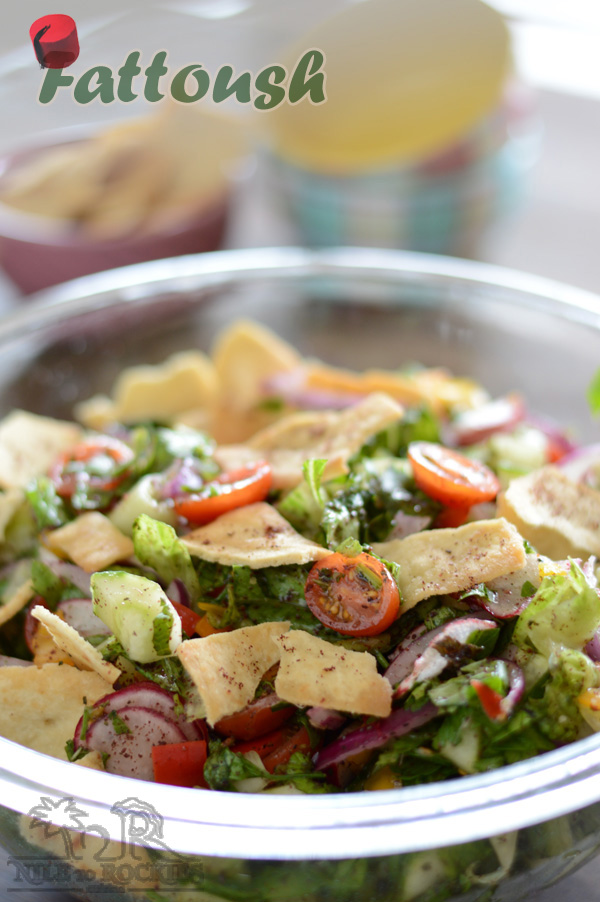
[30,559,86,610]
[25,477,69,529]
[277,458,328,538]
[132,513,200,602]
[513,561,600,658]
[528,647,600,743]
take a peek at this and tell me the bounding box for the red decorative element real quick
[29,15,79,69]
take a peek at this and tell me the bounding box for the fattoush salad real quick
[1,320,600,797]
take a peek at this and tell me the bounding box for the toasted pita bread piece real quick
[274,630,392,718]
[497,466,600,559]
[212,320,301,412]
[205,321,302,443]
[75,351,218,429]
[44,511,134,573]
[177,621,290,726]
[0,663,113,758]
[31,606,120,685]
[0,579,34,628]
[182,502,330,568]
[247,392,403,489]
[374,518,526,610]
[0,411,81,490]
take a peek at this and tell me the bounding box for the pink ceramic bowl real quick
[0,138,231,295]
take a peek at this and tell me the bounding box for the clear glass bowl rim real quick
[1,245,600,861]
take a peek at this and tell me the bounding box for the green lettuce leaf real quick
[25,477,69,529]
[527,647,600,743]
[278,459,328,538]
[132,513,200,602]
[30,559,87,609]
[203,743,328,793]
[513,561,600,657]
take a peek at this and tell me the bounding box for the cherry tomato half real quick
[305,552,400,637]
[408,441,500,509]
[169,600,200,639]
[174,461,272,526]
[50,436,134,498]
[214,693,294,741]
[151,740,208,787]
[233,724,312,774]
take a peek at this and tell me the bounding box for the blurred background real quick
[0,0,597,300]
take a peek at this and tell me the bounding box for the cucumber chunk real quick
[91,570,182,663]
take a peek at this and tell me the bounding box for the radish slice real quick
[57,599,111,637]
[394,618,498,698]
[314,703,438,772]
[451,394,525,446]
[385,622,447,688]
[77,681,204,744]
[82,706,186,780]
[466,555,541,620]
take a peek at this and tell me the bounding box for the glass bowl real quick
[0,246,600,902]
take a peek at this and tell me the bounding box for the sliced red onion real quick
[585,633,600,662]
[314,703,438,772]
[81,706,187,780]
[306,707,347,731]
[386,510,431,540]
[158,458,204,501]
[75,681,205,746]
[263,370,364,410]
[385,622,447,687]
[167,578,190,608]
[0,655,32,667]
[56,598,111,638]
[394,618,498,698]
[467,502,497,522]
[451,394,525,446]
[467,555,541,620]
